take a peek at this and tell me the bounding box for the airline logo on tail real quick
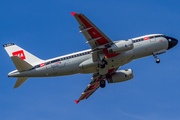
[12,50,26,60]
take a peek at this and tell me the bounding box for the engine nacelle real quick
[107,69,134,83]
[107,40,134,53]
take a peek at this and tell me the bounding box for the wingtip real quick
[70,12,77,16]
[74,100,79,104]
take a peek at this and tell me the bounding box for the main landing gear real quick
[99,75,106,88]
[100,79,106,88]
[153,54,160,63]
[98,58,108,88]
[98,58,108,69]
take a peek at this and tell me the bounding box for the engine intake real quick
[107,39,134,53]
[108,69,134,83]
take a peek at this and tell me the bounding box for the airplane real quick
[3,12,178,104]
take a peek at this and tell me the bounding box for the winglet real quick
[70,12,77,16]
[74,100,79,104]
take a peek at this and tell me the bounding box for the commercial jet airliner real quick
[3,12,178,104]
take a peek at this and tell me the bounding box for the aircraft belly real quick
[106,49,134,68]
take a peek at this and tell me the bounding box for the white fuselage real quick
[8,34,169,78]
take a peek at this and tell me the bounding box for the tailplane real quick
[11,56,34,71]
[14,77,29,88]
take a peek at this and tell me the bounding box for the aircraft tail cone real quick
[74,100,79,104]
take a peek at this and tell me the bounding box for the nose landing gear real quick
[156,58,160,63]
[153,54,160,63]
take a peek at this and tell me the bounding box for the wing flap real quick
[73,13,113,49]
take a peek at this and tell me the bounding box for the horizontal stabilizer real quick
[14,77,29,88]
[11,56,33,72]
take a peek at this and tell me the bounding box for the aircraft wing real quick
[71,12,113,50]
[74,68,119,104]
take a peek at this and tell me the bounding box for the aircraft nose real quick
[166,36,178,50]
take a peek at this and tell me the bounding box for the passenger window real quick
[45,62,51,65]
[51,59,60,63]
[35,65,40,68]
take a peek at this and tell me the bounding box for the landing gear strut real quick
[153,54,160,63]
[98,58,108,68]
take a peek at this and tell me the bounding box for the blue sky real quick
[1,0,180,120]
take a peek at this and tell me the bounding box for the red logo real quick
[159,40,163,42]
[40,63,45,67]
[144,37,149,40]
[55,61,61,64]
[12,50,26,60]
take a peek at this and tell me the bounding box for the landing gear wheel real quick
[156,58,160,63]
[100,80,106,88]
[153,54,160,64]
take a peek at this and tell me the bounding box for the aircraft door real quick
[45,62,51,69]
[58,61,66,68]
[149,36,156,42]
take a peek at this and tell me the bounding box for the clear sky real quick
[1,0,180,120]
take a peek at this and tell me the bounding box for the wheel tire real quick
[100,80,106,88]
[156,58,160,63]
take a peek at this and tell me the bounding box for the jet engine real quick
[107,40,134,53]
[107,69,134,83]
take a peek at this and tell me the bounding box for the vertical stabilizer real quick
[3,43,44,66]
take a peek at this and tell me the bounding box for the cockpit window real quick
[149,36,155,39]
[155,35,160,38]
